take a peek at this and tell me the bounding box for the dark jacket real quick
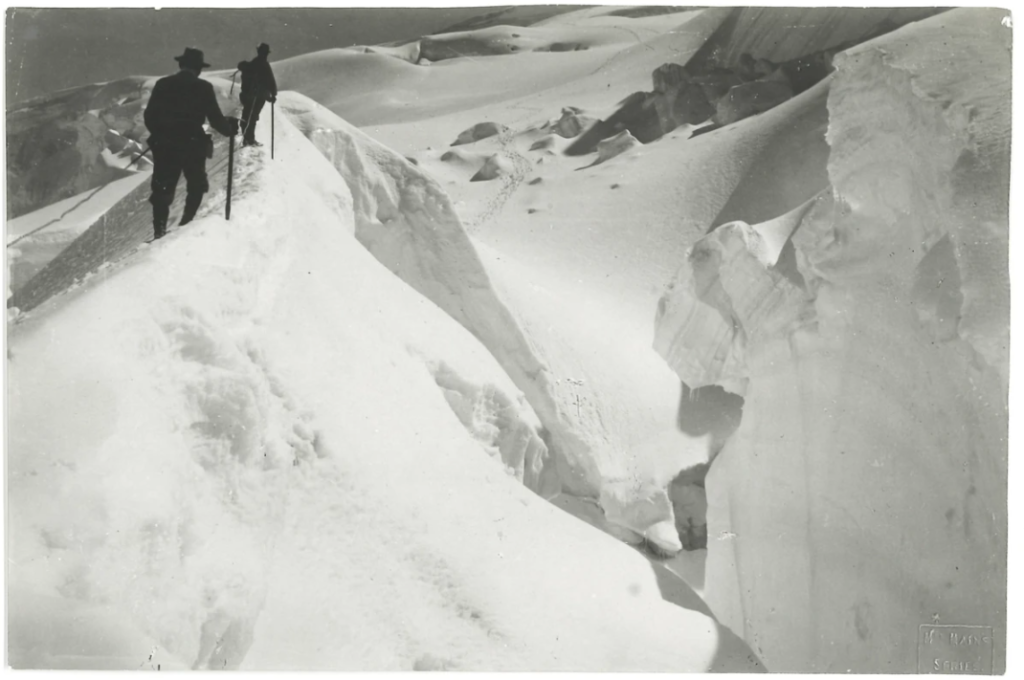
[144,70,234,142]
[238,55,278,101]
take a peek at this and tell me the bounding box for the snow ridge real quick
[280,93,606,497]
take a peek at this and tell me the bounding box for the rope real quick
[239,97,273,144]
[242,107,256,141]
[8,146,153,248]
[235,61,254,141]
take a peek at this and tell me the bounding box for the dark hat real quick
[257,42,271,54]
[174,47,211,69]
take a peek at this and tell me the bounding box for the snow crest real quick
[280,93,608,498]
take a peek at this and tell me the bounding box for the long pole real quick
[271,101,275,160]
[127,145,152,169]
[226,133,234,220]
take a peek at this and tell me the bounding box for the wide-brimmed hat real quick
[174,47,211,69]
[257,42,271,54]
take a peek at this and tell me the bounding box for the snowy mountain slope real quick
[689,7,946,68]
[654,8,1009,672]
[433,4,589,33]
[278,91,749,552]
[7,173,149,294]
[278,91,566,499]
[7,88,761,672]
[367,8,728,154]
[6,172,149,244]
[8,136,238,315]
[7,19,741,584]
[273,39,649,128]
[281,11,736,545]
[275,8,720,135]
[5,76,149,219]
[278,92,712,551]
[5,72,239,222]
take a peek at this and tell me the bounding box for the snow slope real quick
[655,8,1009,672]
[6,76,151,219]
[277,91,711,547]
[690,7,945,67]
[278,91,566,498]
[7,90,759,672]
[7,173,150,294]
[274,8,720,133]
[355,6,835,553]
[7,136,239,316]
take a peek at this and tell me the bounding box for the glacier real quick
[5,5,1009,673]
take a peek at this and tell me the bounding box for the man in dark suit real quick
[238,43,278,147]
[144,47,239,239]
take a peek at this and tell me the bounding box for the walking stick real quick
[226,132,235,220]
[271,101,275,160]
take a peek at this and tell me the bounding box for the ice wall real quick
[654,9,1008,672]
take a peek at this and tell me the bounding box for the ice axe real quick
[127,145,152,168]
[226,130,235,220]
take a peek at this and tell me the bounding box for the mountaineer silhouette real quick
[144,47,239,240]
[237,43,279,147]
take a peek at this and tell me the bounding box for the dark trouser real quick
[149,136,209,236]
[240,94,266,144]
